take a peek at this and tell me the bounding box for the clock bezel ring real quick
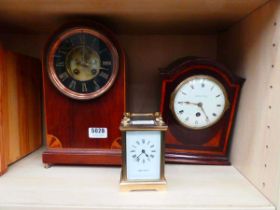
[170,74,230,130]
[47,27,119,100]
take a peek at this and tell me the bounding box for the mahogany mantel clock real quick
[160,57,244,165]
[42,23,126,166]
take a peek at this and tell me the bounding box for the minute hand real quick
[198,103,209,120]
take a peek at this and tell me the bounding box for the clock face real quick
[170,75,229,129]
[126,131,161,181]
[47,27,119,100]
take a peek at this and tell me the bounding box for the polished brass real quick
[120,112,167,191]
[66,46,103,81]
[120,175,167,192]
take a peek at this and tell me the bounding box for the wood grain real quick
[0,46,42,175]
[218,0,280,206]
[0,148,274,210]
[0,0,269,34]
[160,57,244,165]
[42,23,126,165]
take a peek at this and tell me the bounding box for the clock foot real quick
[43,163,52,169]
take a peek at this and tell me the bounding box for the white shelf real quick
[0,148,274,210]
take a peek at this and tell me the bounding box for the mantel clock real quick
[160,57,244,165]
[42,22,126,166]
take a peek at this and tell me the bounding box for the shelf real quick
[0,148,274,210]
[0,0,269,34]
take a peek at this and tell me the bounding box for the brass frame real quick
[170,75,230,130]
[119,113,167,191]
[47,27,119,100]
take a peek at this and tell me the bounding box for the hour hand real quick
[178,101,199,106]
[91,66,109,71]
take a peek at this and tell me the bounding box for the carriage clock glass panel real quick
[171,75,229,129]
[48,28,118,100]
[126,131,161,181]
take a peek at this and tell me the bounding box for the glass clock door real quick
[126,131,161,181]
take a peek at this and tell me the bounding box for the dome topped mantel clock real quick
[160,57,245,165]
[42,23,126,166]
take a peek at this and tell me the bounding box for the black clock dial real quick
[53,32,113,94]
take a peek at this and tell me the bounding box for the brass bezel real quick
[120,113,167,191]
[47,27,119,100]
[170,75,230,130]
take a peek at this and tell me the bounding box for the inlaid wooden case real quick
[160,57,245,165]
[0,46,42,175]
[42,22,126,166]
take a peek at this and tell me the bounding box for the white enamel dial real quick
[126,131,161,181]
[170,75,229,129]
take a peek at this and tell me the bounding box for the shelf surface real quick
[0,0,270,34]
[0,148,274,210]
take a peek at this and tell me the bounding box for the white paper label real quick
[88,128,108,138]
[131,120,155,125]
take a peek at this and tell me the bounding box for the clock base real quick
[165,152,230,165]
[42,148,121,166]
[120,177,167,192]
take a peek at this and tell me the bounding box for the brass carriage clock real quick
[120,113,167,191]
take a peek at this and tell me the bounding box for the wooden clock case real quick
[42,22,126,166]
[160,57,245,165]
[0,46,42,175]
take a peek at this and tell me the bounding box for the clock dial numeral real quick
[82,83,87,92]
[99,47,108,54]
[102,61,112,66]
[69,80,76,90]
[93,80,100,90]
[99,72,109,80]
[56,61,65,67]
[58,49,67,55]
[59,72,69,82]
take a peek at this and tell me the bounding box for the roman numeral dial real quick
[171,75,229,129]
[129,139,157,164]
[47,27,119,100]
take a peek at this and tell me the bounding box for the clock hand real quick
[92,66,109,71]
[183,101,200,106]
[197,102,209,121]
[142,150,149,157]
[82,34,85,64]
[136,152,144,160]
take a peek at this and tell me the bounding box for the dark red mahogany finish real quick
[160,57,244,165]
[42,22,126,166]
